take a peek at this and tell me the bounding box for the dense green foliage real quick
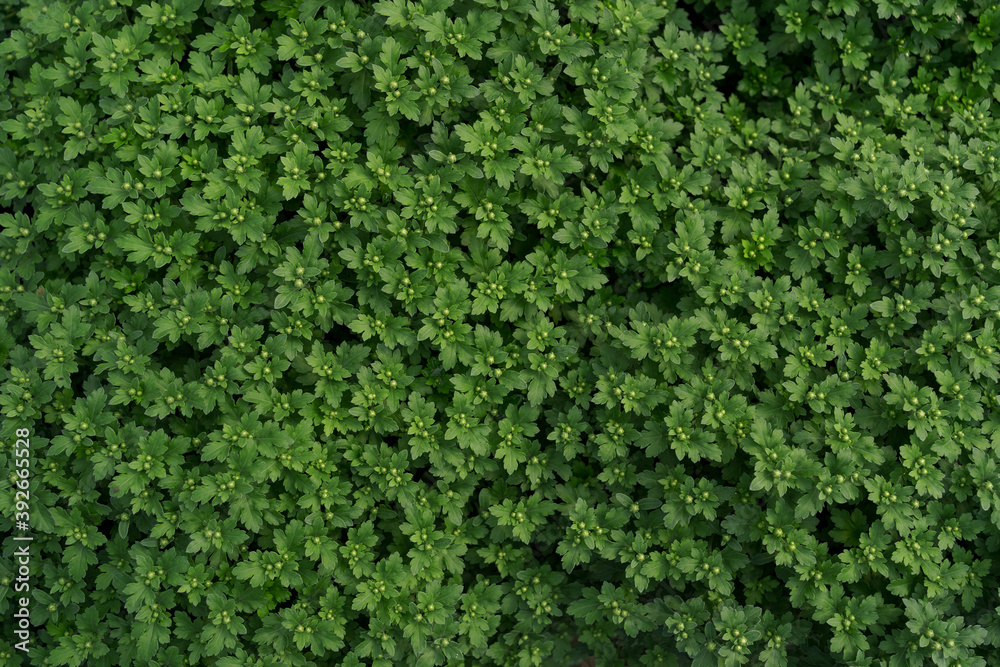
[3,0,1000,664]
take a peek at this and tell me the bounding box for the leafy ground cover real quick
[3,0,1000,665]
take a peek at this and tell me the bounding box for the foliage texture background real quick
[3,0,1000,665]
